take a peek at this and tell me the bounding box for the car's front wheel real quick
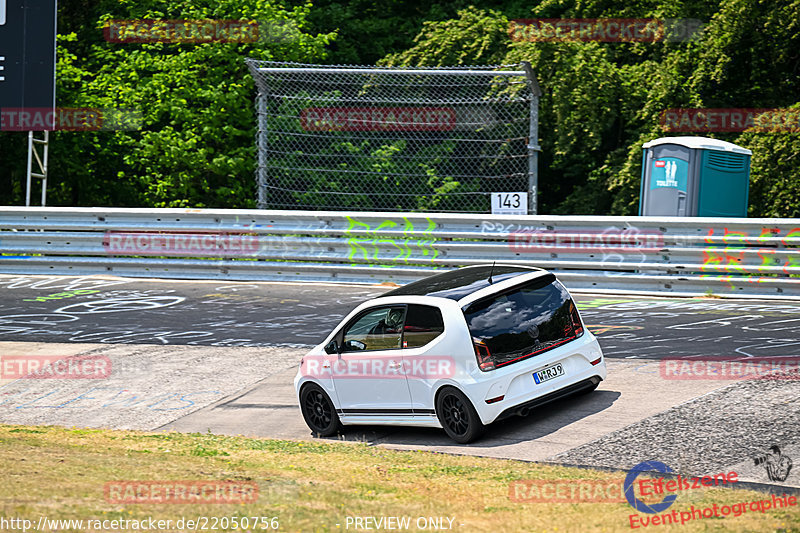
[300,383,341,437]
[436,387,484,444]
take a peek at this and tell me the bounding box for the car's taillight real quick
[474,340,495,371]
[570,301,584,337]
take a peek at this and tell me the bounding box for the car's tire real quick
[436,387,484,444]
[300,383,341,437]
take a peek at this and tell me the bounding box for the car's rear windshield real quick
[462,275,580,368]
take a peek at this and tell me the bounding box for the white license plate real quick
[533,363,564,384]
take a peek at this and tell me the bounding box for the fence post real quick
[255,92,268,209]
[521,61,541,216]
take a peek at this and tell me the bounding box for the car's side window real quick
[403,304,445,349]
[342,306,406,352]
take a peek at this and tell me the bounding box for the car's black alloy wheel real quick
[436,387,484,444]
[300,384,341,437]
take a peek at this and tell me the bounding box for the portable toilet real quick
[639,136,752,217]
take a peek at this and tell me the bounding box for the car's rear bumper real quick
[459,331,606,425]
[494,375,602,421]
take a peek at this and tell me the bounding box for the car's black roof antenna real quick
[488,261,496,284]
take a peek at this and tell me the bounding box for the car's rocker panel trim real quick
[337,408,436,416]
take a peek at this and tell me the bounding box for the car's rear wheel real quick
[436,387,484,444]
[300,384,341,437]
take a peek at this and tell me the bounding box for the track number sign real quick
[491,192,527,215]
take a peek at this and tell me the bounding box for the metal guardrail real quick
[1,207,799,298]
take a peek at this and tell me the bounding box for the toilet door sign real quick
[491,192,528,215]
[651,157,688,191]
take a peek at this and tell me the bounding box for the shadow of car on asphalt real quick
[316,389,621,448]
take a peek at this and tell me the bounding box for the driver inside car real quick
[369,308,404,335]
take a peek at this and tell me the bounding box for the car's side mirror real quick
[343,339,366,351]
[324,340,340,355]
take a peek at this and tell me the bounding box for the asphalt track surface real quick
[3,273,800,358]
[0,274,798,490]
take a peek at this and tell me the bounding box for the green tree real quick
[609,0,800,215]
[0,0,333,207]
[380,0,799,216]
[283,0,536,65]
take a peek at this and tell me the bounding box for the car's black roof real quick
[384,264,544,301]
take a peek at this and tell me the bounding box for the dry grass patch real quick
[0,425,797,532]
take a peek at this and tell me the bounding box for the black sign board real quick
[0,0,57,128]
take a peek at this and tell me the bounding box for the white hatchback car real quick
[294,265,606,443]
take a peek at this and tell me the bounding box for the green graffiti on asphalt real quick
[22,290,100,302]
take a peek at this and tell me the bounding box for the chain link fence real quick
[246,60,540,213]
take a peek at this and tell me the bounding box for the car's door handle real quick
[322,362,331,369]
[388,361,402,369]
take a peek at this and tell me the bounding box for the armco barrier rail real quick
[1,207,799,298]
